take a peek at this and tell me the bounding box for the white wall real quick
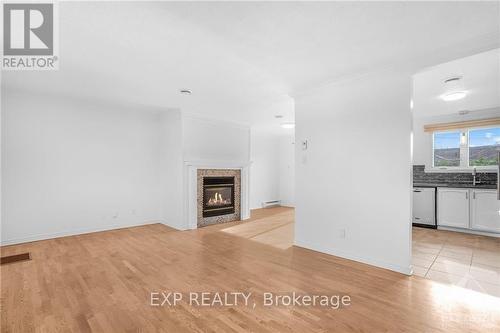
[1,90,183,245]
[1,90,291,243]
[278,135,295,207]
[250,130,280,209]
[0,87,2,243]
[158,109,184,230]
[1,91,258,243]
[249,131,296,210]
[182,116,250,163]
[413,107,500,168]
[294,71,412,274]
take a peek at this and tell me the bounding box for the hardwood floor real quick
[220,207,294,249]
[1,207,500,332]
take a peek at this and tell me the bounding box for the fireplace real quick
[196,169,242,227]
[202,176,235,217]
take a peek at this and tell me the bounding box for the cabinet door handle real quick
[473,192,476,200]
[466,192,468,199]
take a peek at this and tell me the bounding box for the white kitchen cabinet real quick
[471,189,500,233]
[437,188,470,229]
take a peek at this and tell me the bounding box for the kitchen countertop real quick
[413,183,497,189]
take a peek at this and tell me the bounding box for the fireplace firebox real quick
[202,177,235,217]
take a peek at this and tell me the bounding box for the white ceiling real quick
[413,49,500,118]
[2,1,499,132]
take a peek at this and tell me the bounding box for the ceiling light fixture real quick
[441,91,467,101]
[180,89,192,95]
[281,123,295,129]
[440,76,467,102]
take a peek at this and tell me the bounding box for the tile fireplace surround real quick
[197,169,241,227]
[184,161,251,229]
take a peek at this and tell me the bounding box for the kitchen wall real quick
[412,107,500,168]
[295,71,412,274]
[1,90,176,245]
[413,165,497,185]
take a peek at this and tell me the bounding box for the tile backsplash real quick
[413,165,498,185]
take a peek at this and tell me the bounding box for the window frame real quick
[467,125,500,169]
[430,125,499,172]
[431,129,463,169]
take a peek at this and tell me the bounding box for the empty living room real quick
[1,1,500,332]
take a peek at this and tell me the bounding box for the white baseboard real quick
[161,219,189,231]
[294,239,412,276]
[249,204,295,210]
[437,226,500,238]
[0,220,163,246]
[280,204,295,208]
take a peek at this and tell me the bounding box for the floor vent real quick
[1,252,31,265]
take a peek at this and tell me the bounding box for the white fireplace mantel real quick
[183,160,251,229]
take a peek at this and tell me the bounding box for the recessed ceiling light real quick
[441,91,467,101]
[281,122,295,129]
[180,89,192,95]
[274,115,283,119]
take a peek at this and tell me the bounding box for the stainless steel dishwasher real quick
[412,187,436,228]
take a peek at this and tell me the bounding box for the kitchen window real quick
[432,126,500,170]
[469,127,500,167]
[433,131,461,167]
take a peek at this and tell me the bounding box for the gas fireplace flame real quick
[207,192,231,206]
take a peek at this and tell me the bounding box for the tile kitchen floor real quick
[412,227,500,297]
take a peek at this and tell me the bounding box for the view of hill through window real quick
[469,128,500,166]
[433,127,499,167]
[433,132,460,167]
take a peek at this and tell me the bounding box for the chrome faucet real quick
[472,167,477,186]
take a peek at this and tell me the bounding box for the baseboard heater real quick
[261,200,281,208]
